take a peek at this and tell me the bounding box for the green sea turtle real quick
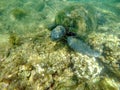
[50,4,101,57]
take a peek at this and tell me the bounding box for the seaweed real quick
[9,32,22,47]
[11,8,27,20]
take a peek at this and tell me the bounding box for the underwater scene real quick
[0,0,120,90]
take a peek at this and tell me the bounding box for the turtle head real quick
[51,25,66,41]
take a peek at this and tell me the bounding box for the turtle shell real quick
[55,4,97,38]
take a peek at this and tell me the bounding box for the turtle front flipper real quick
[67,36,101,57]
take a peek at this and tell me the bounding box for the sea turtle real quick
[50,4,101,57]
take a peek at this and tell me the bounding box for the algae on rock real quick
[11,8,27,20]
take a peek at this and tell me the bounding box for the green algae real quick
[9,32,22,47]
[0,9,3,16]
[96,77,119,90]
[55,4,97,39]
[11,8,27,20]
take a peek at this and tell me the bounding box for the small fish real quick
[67,36,101,57]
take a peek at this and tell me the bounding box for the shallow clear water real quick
[0,0,120,90]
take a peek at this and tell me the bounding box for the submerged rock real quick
[67,36,101,57]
